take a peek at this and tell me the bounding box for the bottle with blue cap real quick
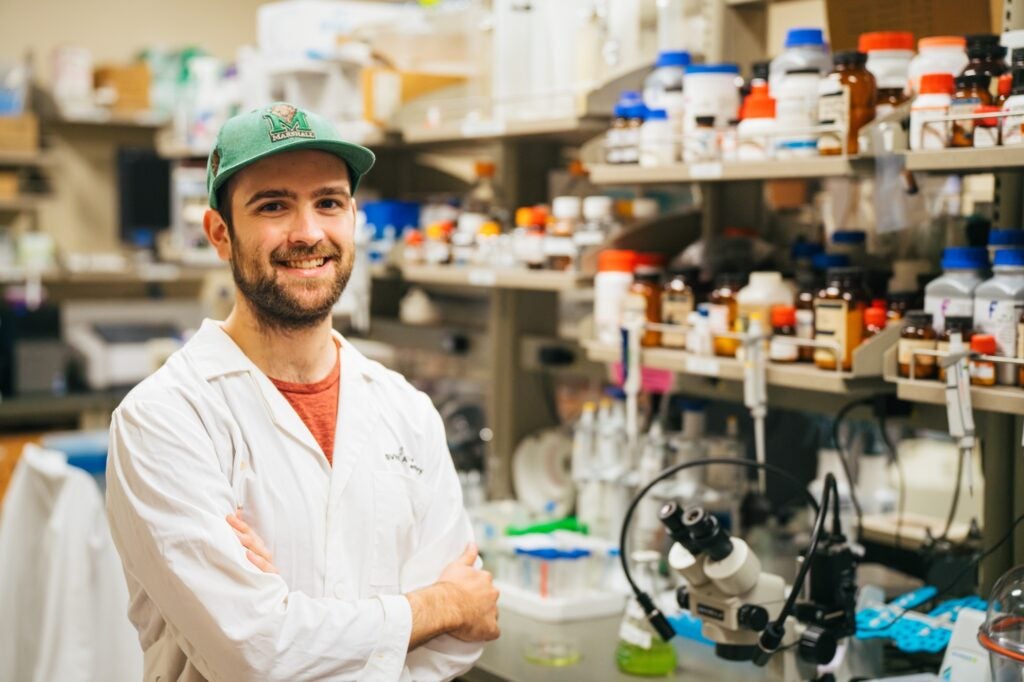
[683,63,741,133]
[640,108,676,166]
[644,50,690,145]
[769,27,832,95]
[987,228,1024,262]
[973,247,1024,384]
[925,246,989,332]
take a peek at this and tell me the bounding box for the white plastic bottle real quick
[736,271,794,324]
[571,401,597,482]
[640,109,676,166]
[860,31,915,117]
[736,82,777,161]
[683,64,741,131]
[1003,69,1024,146]
[769,28,831,96]
[594,250,637,345]
[643,50,690,142]
[924,246,989,333]
[973,248,1024,384]
[908,36,968,95]
[774,68,821,157]
[910,73,954,150]
[576,195,617,249]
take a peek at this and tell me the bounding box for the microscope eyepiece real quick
[683,507,734,561]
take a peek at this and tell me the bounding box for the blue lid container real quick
[785,28,826,48]
[646,109,668,120]
[994,248,1024,267]
[812,253,851,270]
[362,200,421,240]
[686,64,740,75]
[832,230,867,244]
[656,50,692,68]
[941,246,989,269]
[988,229,1024,247]
[791,241,824,259]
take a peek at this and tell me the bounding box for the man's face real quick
[219,149,356,331]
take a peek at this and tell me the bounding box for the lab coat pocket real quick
[371,471,426,591]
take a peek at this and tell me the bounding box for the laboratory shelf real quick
[0,195,44,211]
[892,378,1024,416]
[588,156,866,185]
[0,150,55,166]
[582,339,893,396]
[0,389,129,427]
[400,115,608,146]
[399,264,591,291]
[902,146,1024,173]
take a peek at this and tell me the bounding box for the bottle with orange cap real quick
[859,31,915,116]
[423,221,453,265]
[910,73,955,150]
[594,250,638,345]
[463,160,505,221]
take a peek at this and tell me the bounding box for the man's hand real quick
[227,510,277,574]
[439,544,500,643]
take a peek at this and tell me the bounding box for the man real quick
[106,102,499,681]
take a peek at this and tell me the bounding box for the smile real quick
[274,256,335,274]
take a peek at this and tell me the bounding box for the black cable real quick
[617,457,826,647]
[858,511,1024,634]
[877,410,907,550]
[832,397,873,537]
[940,447,965,541]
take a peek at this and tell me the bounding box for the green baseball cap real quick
[206,102,375,210]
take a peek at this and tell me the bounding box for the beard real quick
[230,239,353,333]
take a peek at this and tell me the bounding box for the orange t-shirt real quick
[269,345,341,465]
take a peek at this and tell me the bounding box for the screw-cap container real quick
[941,246,989,269]
[920,73,955,94]
[994,248,1024,267]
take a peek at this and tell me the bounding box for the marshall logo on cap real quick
[263,104,316,142]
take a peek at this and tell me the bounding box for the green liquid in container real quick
[615,640,677,677]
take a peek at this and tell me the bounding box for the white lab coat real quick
[106,319,483,681]
[0,444,143,682]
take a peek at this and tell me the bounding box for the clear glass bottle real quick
[898,310,938,379]
[814,267,868,370]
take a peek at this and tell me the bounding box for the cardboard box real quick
[825,0,992,51]
[362,68,465,125]
[0,114,39,153]
[0,171,18,199]
[94,63,151,113]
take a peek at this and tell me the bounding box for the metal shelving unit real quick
[401,115,608,146]
[903,146,1024,173]
[399,264,590,291]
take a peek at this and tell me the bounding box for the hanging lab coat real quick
[106,319,483,681]
[0,444,143,682]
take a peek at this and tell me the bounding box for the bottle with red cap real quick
[910,73,955,150]
[860,31,915,116]
[769,305,798,363]
[737,81,777,161]
[974,105,1002,147]
[862,305,888,342]
[594,249,637,345]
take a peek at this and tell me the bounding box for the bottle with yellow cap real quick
[475,221,502,266]
[423,221,452,265]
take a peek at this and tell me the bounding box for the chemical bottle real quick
[576,195,617,250]
[814,266,868,371]
[898,310,938,379]
[860,31,915,116]
[973,248,1024,384]
[951,74,993,147]
[1002,66,1024,146]
[615,550,678,676]
[640,109,676,166]
[737,82,777,161]
[737,271,794,325]
[594,250,638,345]
[683,64,741,132]
[970,334,998,386]
[546,196,580,271]
[571,401,597,482]
[643,50,690,144]
[684,115,719,162]
[769,27,831,96]
[686,306,713,357]
[961,34,1008,101]
[795,269,821,362]
[624,256,665,347]
[621,92,646,165]
[661,266,695,349]
[938,316,973,381]
[924,246,989,332]
[769,305,798,363]
[463,161,503,219]
[709,273,745,357]
[817,50,876,155]
[863,305,888,342]
[606,104,629,164]
[910,73,955,150]
[908,36,968,94]
[775,68,821,157]
[975,105,1002,147]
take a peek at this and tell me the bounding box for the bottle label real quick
[661,294,694,348]
[898,338,937,365]
[912,104,950,150]
[707,303,731,334]
[925,296,973,333]
[1003,105,1024,146]
[814,300,861,366]
[970,360,995,382]
[796,308,814,339]
[975,125,1000,148]
[769,336,799,362]
[817,79,848,152]
[951,97,982,139]
[973,298,1024,357]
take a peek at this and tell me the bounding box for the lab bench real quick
[465,607,778,682]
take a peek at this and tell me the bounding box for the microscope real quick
[659,501,858,682]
